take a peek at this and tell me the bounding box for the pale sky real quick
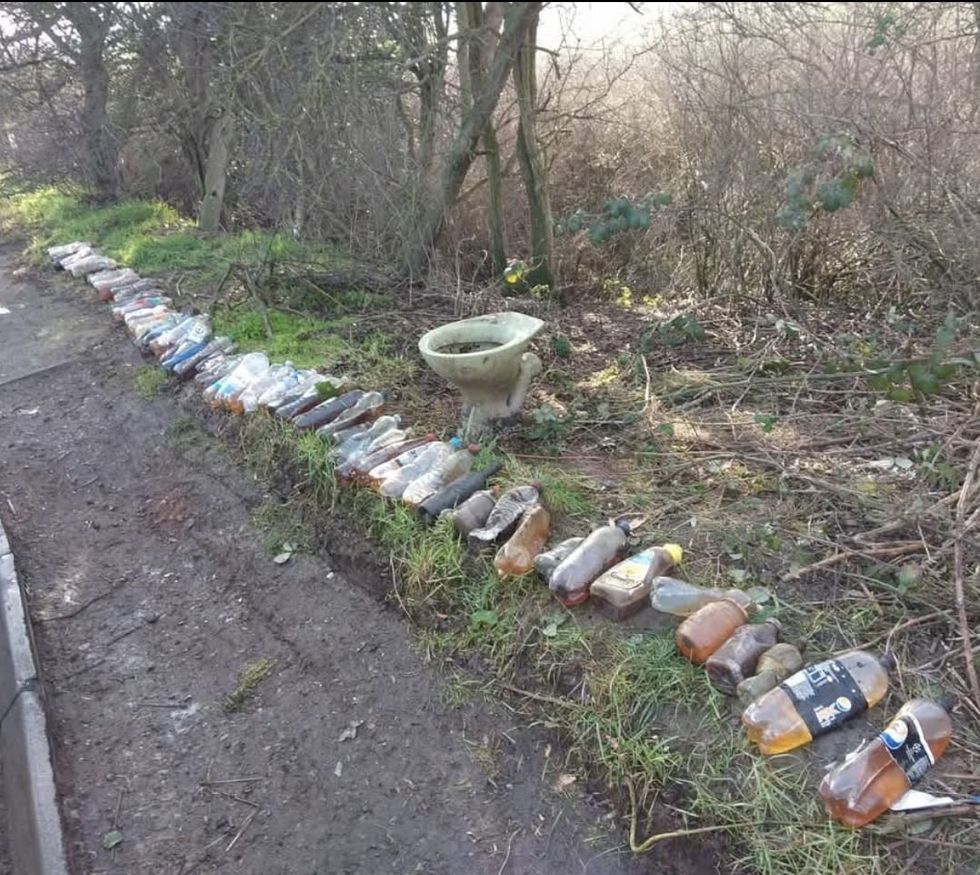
[537,2,681,51]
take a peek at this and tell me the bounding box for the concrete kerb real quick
[0,518,70,875]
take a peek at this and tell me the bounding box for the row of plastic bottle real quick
[47,240,956,831]
[45,242,521,520]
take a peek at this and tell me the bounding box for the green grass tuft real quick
[222,658,277,712]
[134,365,169,399]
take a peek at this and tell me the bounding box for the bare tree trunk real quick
[403,2,540,276]
[514,7,553,289]
[198,109,232,234]
[459,1,506,274]
[63,6,116,199]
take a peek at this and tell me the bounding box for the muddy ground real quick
[0,245,723,874]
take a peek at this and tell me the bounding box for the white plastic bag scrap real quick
[68,255,118,278]
[47,241,91,261]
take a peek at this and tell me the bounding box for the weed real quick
[134,365,168,399]
[222,658,276,712]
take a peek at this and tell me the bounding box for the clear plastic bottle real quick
[649,577,770,617]
[450,487,499,536]
[275,376,345,420]
[89,268,137,292]
[533,538,585,583]
[194,354,242,388]
[379,440,458,499]
[364,439,437,489]
[48,241,90,262]
[743,651,896,755]
[819,698,953,828]
[549,521,631,607]
[419,463,503,526]
[590,544,683,621]
[115,296,172,321]
[204,353,270,408]
[467,485,540,552]
[236,364,294,414]
[335,421,407,479]
[59,245,95,270]
[676,599,749,664]
[735,643,803,707]
[336,416,402,461]
[316,391,384,437]
[172,338,235,377]
[257,369,315,409]
[150,314,210,357]
[494,505,551,577]
[705,619,781,694]
[402,444,476,506]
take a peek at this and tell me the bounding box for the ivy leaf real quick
[754,413,778,433]
[817,178,855,212]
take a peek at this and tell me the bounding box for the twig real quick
[953,440,980,711]
[837,611,950,656]
[497,681,579,710]
[782,542,926,582]
[199,777,264,786]
[640,355,652,415]
[36,583,120,621]
[224,809,258,854]
[496,828,520,875]
[627,782,741,853]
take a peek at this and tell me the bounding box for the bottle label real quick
[779,660,868,737]
[880,714,935,783]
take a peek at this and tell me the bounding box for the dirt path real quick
[0,246,717,874]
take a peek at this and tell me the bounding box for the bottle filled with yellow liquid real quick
[742,651,895,755]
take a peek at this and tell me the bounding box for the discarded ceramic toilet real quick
[418,311,544,438]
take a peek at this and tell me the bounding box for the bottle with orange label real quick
[742,651,895,755]
[819,698,953,827]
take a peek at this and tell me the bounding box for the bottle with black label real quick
[742,651,895,755]
[819,698,953,827]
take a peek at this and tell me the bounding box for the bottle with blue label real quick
[819,698,953,827]
[742,650,895,755]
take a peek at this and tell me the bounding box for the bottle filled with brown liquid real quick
[589,544,683,621]
[742,651,895,755]
[675,599,748,664]
[494,505,551,576]
[705,619,780,695]
[819,698,953,827]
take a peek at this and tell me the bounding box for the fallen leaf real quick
[727,568,749,584]
[554,774,577,791]
[102,830,123,850]
[334,760,343,777]
[338,720,364,742]
[272,551,292,565]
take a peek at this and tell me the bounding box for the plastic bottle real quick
[335,423,408,479]
[494,505,551,577]
[273,376,345,419]
[735,643,804,707]
[467,485,540,552]
[195,354,242,388]
[68,254,117,277]
[292,390,365,430]
[336,415,401,460]
[316,391,384,437]
[151,315,210,357]
[649,577,770,617]
[89,268,137,291]
[236,364,294,414]
[676,599,749,664]
[105,278,160,303]
[172,338,235,377]
[533,538,585,583]
[379,440,458,498]
[204,353,270,408]
[419,463,503,526]
[548,521,632,607]
[363,439,436,488]
[257,369,315,409]
[705,619,781,694]
[59,245,95,270]
[742,651,896,755]
[819,699,953,828]
[450,487,499,536]
[590,544,683,621]
[402,444,477,506]
[48,241,90,263]
[114,296,172,321]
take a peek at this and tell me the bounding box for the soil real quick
[0,244,725,874]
